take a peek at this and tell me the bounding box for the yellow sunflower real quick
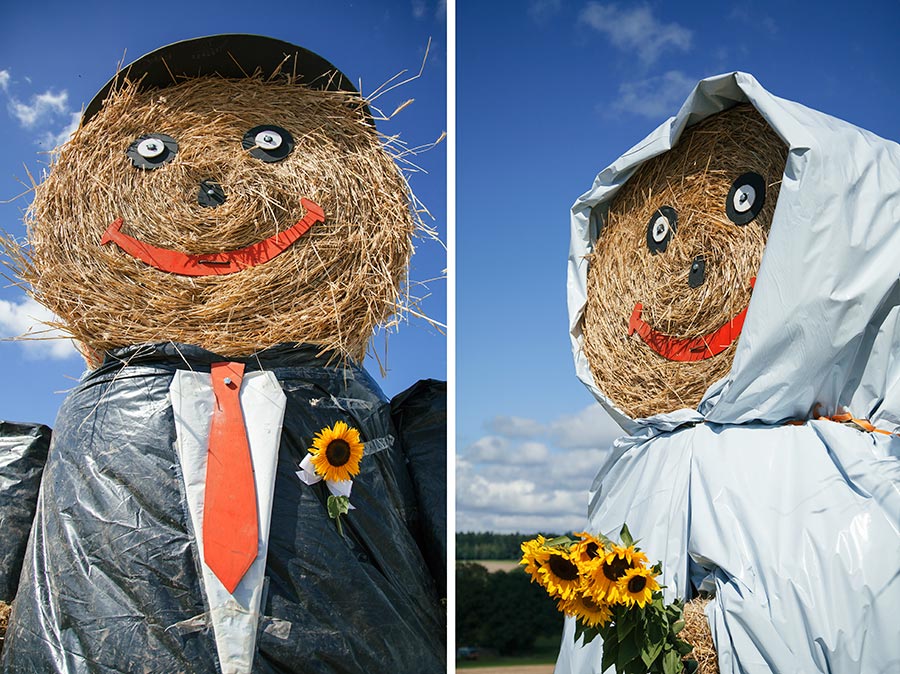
[617,566,660,608]
[571,532,607,566]
[536,547,583,601]
[520,536,549,578]
[308,421,364,482]
[585,544,646,604]
[559,592,613,628]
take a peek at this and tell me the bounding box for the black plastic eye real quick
[242,125,294,162]
[127,134,178,170]
[646,206,677,254]
[688,255,706,288]
[726,172,766,225]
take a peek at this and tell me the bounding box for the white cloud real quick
[40,110,80,149]
[0,296,79,360]
[528,0,562,22]
[457,403,623,532]
[612,70,696,119]
[9,89,69,127]
[0,71,79,148]
[486,414,545,437]
[412,0,427,19]
[548,404,623,449]
[579,3,692,65]
[465,435,550,464]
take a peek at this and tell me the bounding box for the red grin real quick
[627,278,755,362]
[100,198,325,276]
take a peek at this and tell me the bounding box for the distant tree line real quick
[457,531,561,561]
[456,562,563,655]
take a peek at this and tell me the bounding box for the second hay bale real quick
[583,105,788,419]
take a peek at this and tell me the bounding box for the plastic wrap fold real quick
[1,343,445,674]
[0,422,50,602]
[559,72,900,673]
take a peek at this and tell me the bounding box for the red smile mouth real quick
[627,278,755,362]
[100,198,325,276]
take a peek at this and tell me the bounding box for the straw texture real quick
[682,597,718,674]
[583,105,788,418]
[0,600,8,655]
[7,75,417,363]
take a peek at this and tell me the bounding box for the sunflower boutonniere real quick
[296,421,365,535]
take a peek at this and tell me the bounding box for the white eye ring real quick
[651,216,670,243]
[255,130,283,150]
[137,137,166,158]
[733,184,756,213]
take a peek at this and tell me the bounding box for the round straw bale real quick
[0,600,9,655]
[682,596,718,674]
[12,75,415,362]
[583,105,788,418]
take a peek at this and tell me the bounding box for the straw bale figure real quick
[562,74,900,674]
[0,35,445,674]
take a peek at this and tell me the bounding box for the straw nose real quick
[198,179,227,208]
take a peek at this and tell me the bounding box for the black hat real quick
[83,34,369,124]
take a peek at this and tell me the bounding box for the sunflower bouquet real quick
[521,525,696,674]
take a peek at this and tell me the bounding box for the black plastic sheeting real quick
[1,343,445,673]
[0,422,51,603]
[390,380,446,599]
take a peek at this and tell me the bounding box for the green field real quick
[456,635,560,669]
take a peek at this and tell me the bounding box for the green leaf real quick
[617,611,635,642]
[662,649,683,674]
[683,657,699,674]
[641,638,663,668]
[326,494,350,519]
[601,641,617,672]
[624,659,645,674]
[676,638,694,656]
[546,535,575,547]
[620,523,634,547]
[326,495,351,536]
[617,632,640,668]
[672,619,685,634]
[583,627,600,646]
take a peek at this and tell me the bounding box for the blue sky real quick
[456,0,900,532]
[3,1,900,537]
[0,1,446,426]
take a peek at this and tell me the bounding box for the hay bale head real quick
[21,76,413,361]
[583,105,788,419]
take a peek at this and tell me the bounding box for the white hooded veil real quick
[559,72,900,673]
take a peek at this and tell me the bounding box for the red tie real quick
[203,361,258,593]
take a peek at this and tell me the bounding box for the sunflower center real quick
[581,596,600,611]
[585,542,600,559]
[627,575,647,593]
[325,439,352,466]
[548,555,580,581]
[603,557,631,581]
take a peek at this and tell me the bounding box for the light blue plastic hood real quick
[568,71,900,434]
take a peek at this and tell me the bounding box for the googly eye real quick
[127,133,178,170]
[255,130,283,150]
[646,206,677,254]
[726,172,766,225]
[243,125,294,162]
